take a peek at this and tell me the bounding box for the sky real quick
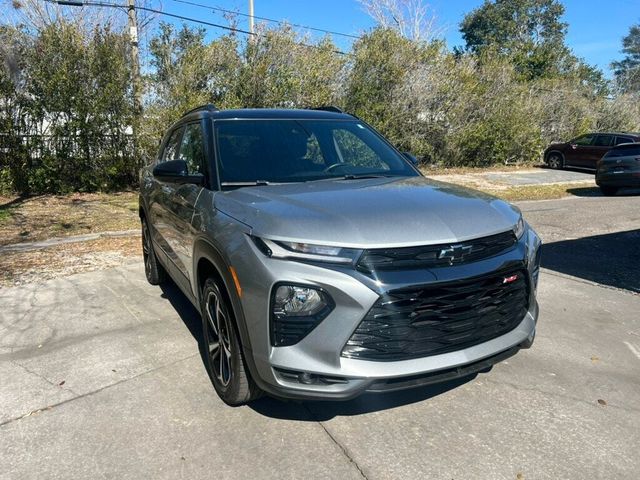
[154,0,639,76]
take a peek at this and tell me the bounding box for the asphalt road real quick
[1,194,639,480]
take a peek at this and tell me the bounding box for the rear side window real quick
[161,128,183,162]
[605,145,640,157]
[615,136,633,145]
[572,134,595,146]
[594,134,614,147]
[177,123,205,174]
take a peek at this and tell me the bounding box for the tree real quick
[358,0,442,42]
[612,23,640,93]
[459,0,569,80]
[238,25,344,108]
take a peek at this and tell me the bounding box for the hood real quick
[215,176,521,248]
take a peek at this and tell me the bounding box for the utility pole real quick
[127,0,142,115]
[248,0,254,35]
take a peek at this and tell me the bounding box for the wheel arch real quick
[192,238,254,355]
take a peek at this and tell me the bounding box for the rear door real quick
[588,134,615,169]
[163,121,207,286]
[564,134,596,167]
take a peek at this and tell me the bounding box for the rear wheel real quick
[201,279,262,405]
[546,153,563,169]
[141,218,166,285]
[600,185,618,196]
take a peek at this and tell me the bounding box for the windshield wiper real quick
[221,180,270,187]
[341,174,391,180]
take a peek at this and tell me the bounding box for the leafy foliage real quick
[612,23,640,93]
[1,2,639,194]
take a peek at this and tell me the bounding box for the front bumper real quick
[229,228,541,401]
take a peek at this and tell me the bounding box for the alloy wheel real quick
[548,154,562,169]
[142,222,152,277]
[205,290,233,387]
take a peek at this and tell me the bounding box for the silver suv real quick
[139,105,541,405]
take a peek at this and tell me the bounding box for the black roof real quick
[181,107,354,121]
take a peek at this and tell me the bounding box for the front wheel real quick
[201,279,262,405]
[141,218,166,285]
[600,185,618,196]
[546,153,563,170]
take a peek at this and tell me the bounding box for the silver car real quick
[139,105,541,405]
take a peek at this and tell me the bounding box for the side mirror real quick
[153,159,204,185]
[402,152,419,165]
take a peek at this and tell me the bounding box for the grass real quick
[0,191,139,247]
[479,183,601,201]
[420,163,543,176]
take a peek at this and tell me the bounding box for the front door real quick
[149,126,184,261]
[587,134,615,169]
[564,133,596,168]
[163,121,207,287]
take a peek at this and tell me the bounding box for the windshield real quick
[214,119,419,186]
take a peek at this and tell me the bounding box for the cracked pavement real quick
[1,194,639,479]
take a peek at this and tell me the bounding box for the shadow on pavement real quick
[566,186,640,197]
[249,374,478,420]
[542,229,640,293]
[160,281,203,343]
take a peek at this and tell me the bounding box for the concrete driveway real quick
[2,195,639,479]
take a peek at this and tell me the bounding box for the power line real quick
[168,0,361,40]
[48,0,349,55]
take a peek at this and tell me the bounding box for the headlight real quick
[253,237,362,265]
[513,216,526,239]
[271,284,334,346]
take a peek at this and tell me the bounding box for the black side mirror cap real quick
[402,152,419,165]
[153,159,204,185]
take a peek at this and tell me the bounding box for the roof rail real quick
[182,104,219,117]
[311,106,345,114]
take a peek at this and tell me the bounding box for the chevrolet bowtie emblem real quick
[438,244,473,262]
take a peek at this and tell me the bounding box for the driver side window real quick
[572,134,595,146]
[161,128,183,163]
[177,123,205,174]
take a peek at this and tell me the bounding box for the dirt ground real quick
[0,191,139,247]
[0,235,141,287]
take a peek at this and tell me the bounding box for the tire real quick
[546,152,563,170]
[200,278,262,405]
[141,217,166,285]
[600,185,618,196]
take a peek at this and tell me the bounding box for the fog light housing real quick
[270,284,334,346]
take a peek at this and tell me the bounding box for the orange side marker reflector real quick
[229,266,242,298]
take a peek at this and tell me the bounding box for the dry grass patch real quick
[421,164,543,176]
[480,183,601,201]
[0,191,139,246]
[0,235,141,287]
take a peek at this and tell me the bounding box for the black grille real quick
[342,268,529,361]
[356,230,516,272]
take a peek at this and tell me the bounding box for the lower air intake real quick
[342,268,529,361]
